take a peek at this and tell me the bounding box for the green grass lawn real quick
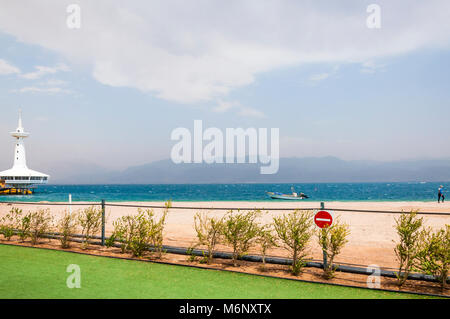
[0,244,436,299]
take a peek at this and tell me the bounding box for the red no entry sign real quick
[314,210,333,228]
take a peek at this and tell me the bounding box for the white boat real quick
[266,187,309,200]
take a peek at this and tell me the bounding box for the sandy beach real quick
[1,201,449,269]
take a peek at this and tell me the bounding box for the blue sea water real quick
[0,182,447,203]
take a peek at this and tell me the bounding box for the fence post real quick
[320,201,328,270]
[101,199,105,246]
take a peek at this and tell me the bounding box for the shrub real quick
[107,201,170,258]
[318,218,350,279]
[128,210,151,257]
[199,251,209,264]
[415,225,449,290]
[146,201,170,259]
[273,210,314,275]
[107,215,136,253]
[393,210,423,286]
[105,234,116,249]
[57,211,78,249]
[256,224,277,271]
[16,211,31,242]
[0,208,20,240]
[221,210,260,267]
[193,212,224,264]
[29,209,52,245]
[78,206,103,249]
[186,246,197,262]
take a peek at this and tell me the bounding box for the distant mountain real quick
[45,160,116,184]
[49,157,450,184]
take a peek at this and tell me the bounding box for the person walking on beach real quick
[438,185,444,203]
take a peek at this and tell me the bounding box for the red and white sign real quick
[314,210,333,228]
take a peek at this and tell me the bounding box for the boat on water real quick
[266,187,309,200]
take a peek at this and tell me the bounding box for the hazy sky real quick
[0,0,450,171]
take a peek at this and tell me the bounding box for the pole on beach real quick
[320,201,328,270]
[101,199,105,246]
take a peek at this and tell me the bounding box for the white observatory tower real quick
[0,110,49,194]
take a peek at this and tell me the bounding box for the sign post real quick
[316,202,334,270]
[101,199,105,246]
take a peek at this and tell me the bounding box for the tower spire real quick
[10,110,29,169]
[18,108,23,131]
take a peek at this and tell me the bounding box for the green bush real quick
[199,251,209,264]
[273,210,314,275]
[186,246,198,262]
[106,202,170,258]
[128,210,151,257]
[57,211,78,249]
[0,208,32,242]
[146,201,170,259]
[415,225,449,290]
[221,210,260,267]
[318,218,350,279]
[16,211,31,242]
[193,212,224,264]
[29,209,52,245]
[256,224,277,271]
[393,210,423,286]
[78,206,103,249]
[105,233,116,249]
[0,208,20,240]
[107,215,136,253]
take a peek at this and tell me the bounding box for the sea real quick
[0,182,446,203]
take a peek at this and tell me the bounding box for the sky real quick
[0,0,450,172]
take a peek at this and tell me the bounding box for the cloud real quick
[213,100,238,113]
[0,59,20,75]
[308,65,340,83]
[39,78,68,86]
[0,1,449,104]
[360,60,386,74]
[237,107,266,118]
[309,73,331,82]
[20,63,70,80]
[213,100,265,118]
[13,86,71,94]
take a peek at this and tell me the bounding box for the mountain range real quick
[46,157,450,184]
